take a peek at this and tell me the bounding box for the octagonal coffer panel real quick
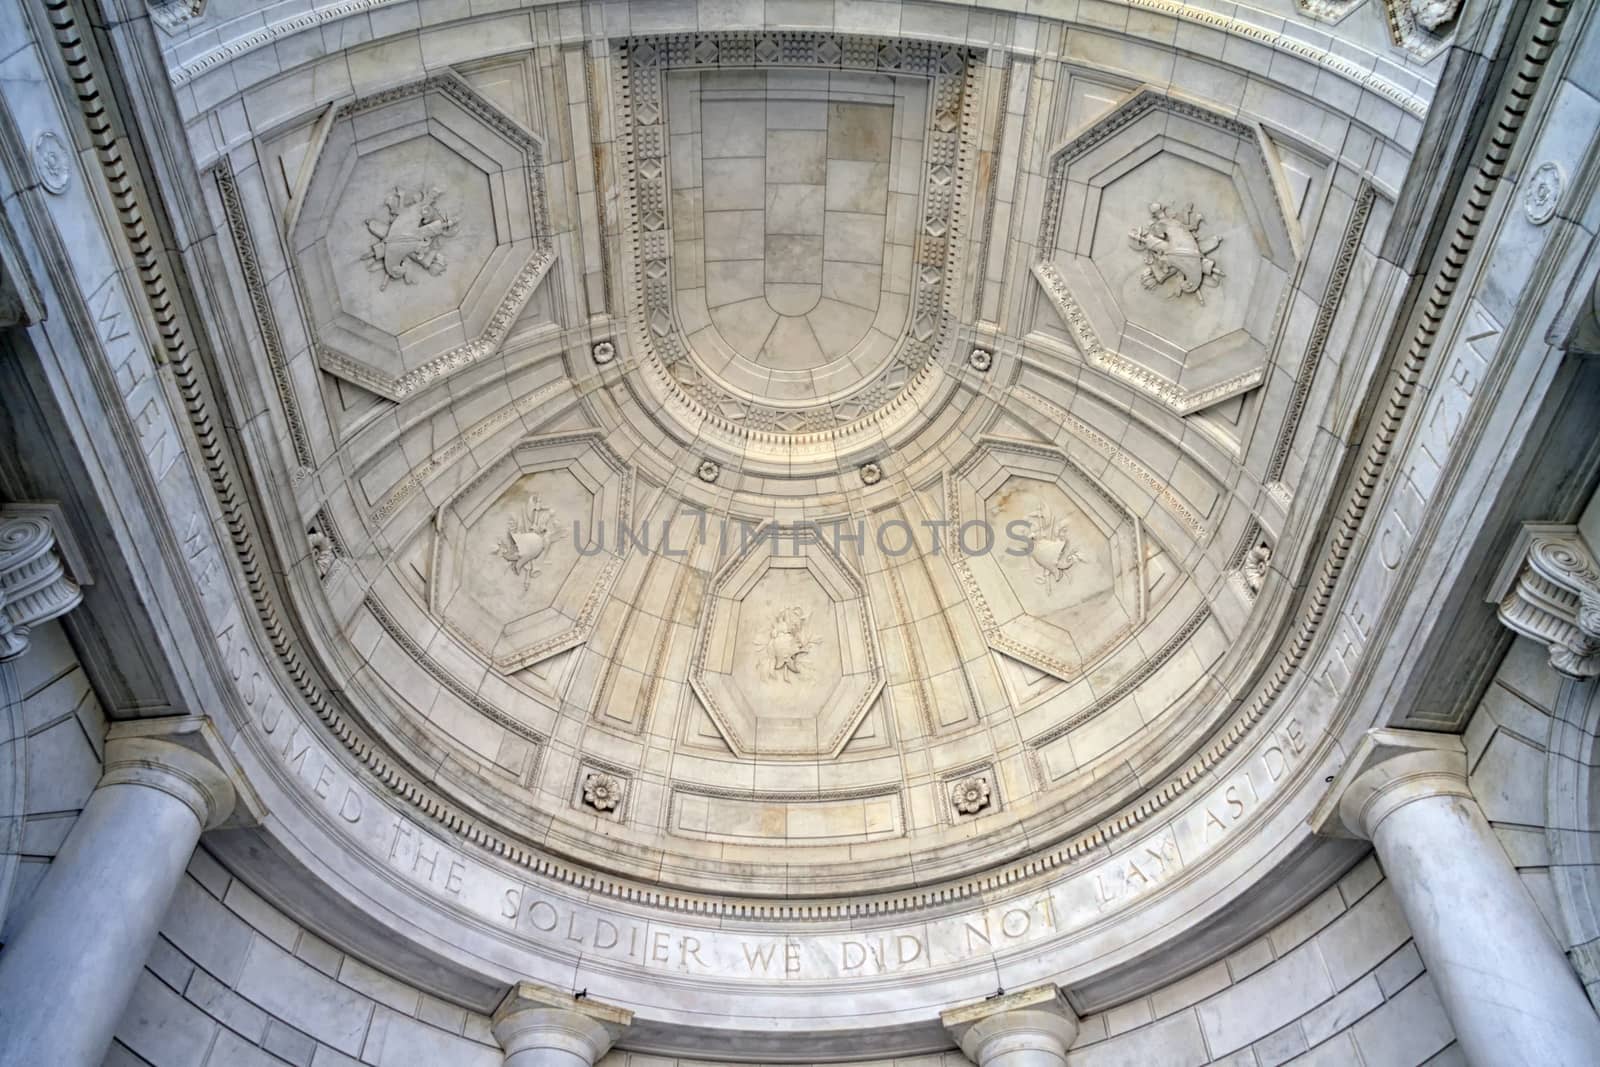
[690,525,885,759]
[289,72,554,401]
[950,440,1148,682]
[1033,89,1299,416]
[429,432,633,674]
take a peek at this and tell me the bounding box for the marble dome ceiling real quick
[149,0,1452,954]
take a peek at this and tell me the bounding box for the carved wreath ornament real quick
[362,185,459,289]
[1129,202,1223,305]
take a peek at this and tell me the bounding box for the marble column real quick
[941,984,1080,1067]
[492,981,633,1067]
[0,717,240,1067]
[1314,728,1600,1066]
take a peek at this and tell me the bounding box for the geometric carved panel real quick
[1034,89,1297,415]
[689,526,884,759]
[950,439,1147,681]
[429,432,631,674]
[289,73,554,401]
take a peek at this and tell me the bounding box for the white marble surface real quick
[7,0,1599,1059]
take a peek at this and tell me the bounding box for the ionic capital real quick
[492,982,632,1065]
[941,984,1079,1065]
[1489,522,1600,678]
[102,716,261,831]
[0,502,89,661]
[1311,728,1470,841]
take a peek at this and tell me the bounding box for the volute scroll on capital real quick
[0,502,90,662]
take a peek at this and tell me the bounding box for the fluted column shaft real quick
[1318,729,1600,1066]
[0,727,236,1067]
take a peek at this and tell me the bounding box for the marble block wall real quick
[102,849,502,1067]
[102,846,1458,1067]
[0,620,106,942]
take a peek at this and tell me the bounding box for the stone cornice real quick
[161,0,1431,122]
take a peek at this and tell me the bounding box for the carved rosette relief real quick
[1241,540,1272,597]
[1227,520,1274,602]
[361,186,459,289]
[31,130,71,195]
[950,776,993,816]
[582,772,624,813]
[1129,202,1223,305]
[1525,162,1564,226]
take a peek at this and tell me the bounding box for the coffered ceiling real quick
[158,0,1448,908]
